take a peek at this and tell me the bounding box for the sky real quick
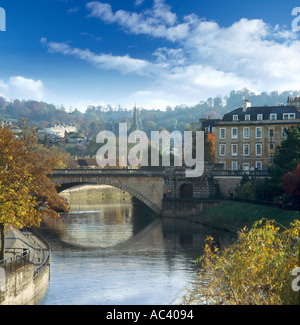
[0,0,300,111]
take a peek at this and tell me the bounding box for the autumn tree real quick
[0,127,69,260]
[204,132,215,164]
[182,219,300,305]
[282,163,300,205]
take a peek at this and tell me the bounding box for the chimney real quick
[243,99,251,112]
[288,96,300,110]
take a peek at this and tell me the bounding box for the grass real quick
[190,201,299,232]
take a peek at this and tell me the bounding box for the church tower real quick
[130,105,140,132]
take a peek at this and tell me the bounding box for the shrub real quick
[183,219,300,305]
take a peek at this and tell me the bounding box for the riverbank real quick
[189,200,299,232]
[0,227,50,305]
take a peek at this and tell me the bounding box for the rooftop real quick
[222,99,300,122]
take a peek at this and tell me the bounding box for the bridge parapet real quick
[51,168,187,178]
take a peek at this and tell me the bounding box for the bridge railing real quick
[212,170,269,177]
[51,168,269,178]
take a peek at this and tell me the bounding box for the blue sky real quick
[0,0,300,111]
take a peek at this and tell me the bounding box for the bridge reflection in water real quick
[42,184,235,255]
[38,185,236,305]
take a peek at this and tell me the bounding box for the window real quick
[256,143,262,156]
[243,143,250,156]
[268,127,274,138]
[219,144,226,156]
[245,115,250,121]
[270,113,277,120]
[243,127,250,139]
[220,128,226,139]
[283,113,295,120]
[232,161,238,171]
[256,127,262,138]
[257,114,263,121]
[233,115,238,121]
[231,128,238,139]
[231,144,238,156]
[256,161,262,170]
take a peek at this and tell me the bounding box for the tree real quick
[0,127,69,260]
[204,132,215,163]
[272,126,300,176]
[269,126,300,202]
[182,219,300,305]
[282,163,300,204]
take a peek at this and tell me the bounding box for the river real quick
[37,185,235,305]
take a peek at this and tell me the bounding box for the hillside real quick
[1,88,299,137]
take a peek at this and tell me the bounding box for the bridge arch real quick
[55,179,161,215]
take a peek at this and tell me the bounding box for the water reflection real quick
[38,186,235,305]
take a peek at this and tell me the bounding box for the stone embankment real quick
[0,227,50,305]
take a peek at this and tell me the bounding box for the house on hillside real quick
[41,123,78,138]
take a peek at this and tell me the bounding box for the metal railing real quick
[212,170,269,177]
[0,248,30,275]
[33,250,50,279]
[31,228,51,280]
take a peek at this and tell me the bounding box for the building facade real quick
[215,98,300,172]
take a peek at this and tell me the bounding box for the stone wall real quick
[161,199,221,218]
[0,264,50,305]
[163,177,215,200]
[214,176,242,198]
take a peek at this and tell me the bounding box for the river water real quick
[38,185,235,305]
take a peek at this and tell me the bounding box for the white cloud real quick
[85,1,300,96]
[39,1,300,109]
[86,1,188,41]
[134,0,144,7]
[0,76,47,101]
[41,38,158,76]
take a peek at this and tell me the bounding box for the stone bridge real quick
[50,168,268,217]
[50,168,216,216]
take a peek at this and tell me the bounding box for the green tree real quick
[270,126,300,201]
[272,126,300,176]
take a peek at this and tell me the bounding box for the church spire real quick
[130,105,139,132]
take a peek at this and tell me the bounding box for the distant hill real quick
[1,88,299,136]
